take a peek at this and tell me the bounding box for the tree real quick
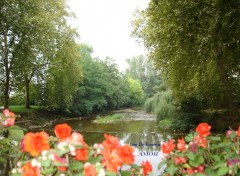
[0,0,75,109]
[132,0,240,118]
[127,78,144,106]
[126,55,161,98]
[71,44,131,115]
[39,39,82,112]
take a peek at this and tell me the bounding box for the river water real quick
[63,111,181,175]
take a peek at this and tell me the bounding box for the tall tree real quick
[126,55,161,98]
[40,40,82,112]
[0,0,75,109]
[72,44,131,115]
[132,0,240,118]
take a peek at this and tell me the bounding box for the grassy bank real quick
[93,113,127,123]
[7,105,66,130]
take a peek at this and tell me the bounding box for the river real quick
[61,109,182,175]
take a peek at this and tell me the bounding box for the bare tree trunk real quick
[25,76,31,108]
[3,29,10,109]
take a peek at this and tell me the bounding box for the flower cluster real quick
[159,123,240,175]
[9,122,152,176]
[0,109,16,127]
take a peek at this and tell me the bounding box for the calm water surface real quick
[63,112,182,175]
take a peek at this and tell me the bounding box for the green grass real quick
[93,113,126,123]
[9,105,40,114]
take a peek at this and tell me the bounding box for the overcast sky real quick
[67,0,149,70]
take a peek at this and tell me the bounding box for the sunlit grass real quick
[93,113,127,123]
[9,105,40,113]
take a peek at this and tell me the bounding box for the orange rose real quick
[58,166,67,172]
[196,123,211,137]
[161,139,175,155]
[21,132,50,157]
[102,149,122,173]
[75,144,88,161]
[174,157,187,165]
[118,145,135,164]
[177,137,185,151]
[22,162,40,176]
[194,135,207,148]
[141,160,152,176]
[54,123,72,140]
[102,134,121,151]
[84,163,97,176]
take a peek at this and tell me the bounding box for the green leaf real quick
[43,167,57,175]
[105,171,117,176]
[88,155,102,164]
[69,161,83,171]
[121,171,131,176]
[195,174,206,176]
[189,155,204,167]
[217,166,229,176]
[187,152,195,160]
[0,157,7,163]
[158,160,166,170]
[131,164,140,171]
[7,126,24,141]
[212,161,225,169]
[185,133,194,142]
[40,159,51,167]
[209,136,221,141]
[166,164,177,176]
[205,168,218,176]
[212,155,221,162]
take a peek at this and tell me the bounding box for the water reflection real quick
[65,118,178,175]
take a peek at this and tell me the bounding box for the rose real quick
[54,123,72,140]
[161,139,175,155]
[196,122,211,137]
[21,132,50,157]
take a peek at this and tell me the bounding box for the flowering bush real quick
[159,123,240,176]
[0,110,152,176]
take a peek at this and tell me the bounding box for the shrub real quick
[159,123,240,175]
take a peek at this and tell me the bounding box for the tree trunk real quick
[215,56,239,119]
[25,76,31,108]
[3,29,10,109]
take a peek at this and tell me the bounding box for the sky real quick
[67,0,149,71]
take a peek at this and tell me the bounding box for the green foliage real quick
[0,0,78,109]
[144,89,176,122]
[125,55,161,99]
[71,44,131,115]
[41,41,82,112]
[127,78,144,106]
[132,0,240,117]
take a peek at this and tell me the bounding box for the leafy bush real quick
[159,123,240,176]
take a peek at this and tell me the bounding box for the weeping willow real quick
[144,89,176,122]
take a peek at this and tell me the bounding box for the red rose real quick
[54,123,72,140]
[196,123,211,137]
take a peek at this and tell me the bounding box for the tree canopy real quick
[132,0,240,118]
[0,0,78,109]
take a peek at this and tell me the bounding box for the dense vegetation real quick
[132,0,240,130]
